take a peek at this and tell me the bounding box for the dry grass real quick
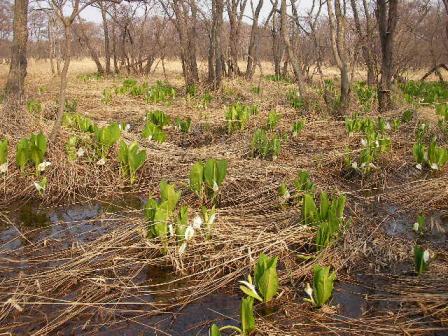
[0,59,447,335]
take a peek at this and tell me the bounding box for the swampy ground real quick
[0,60,447,335]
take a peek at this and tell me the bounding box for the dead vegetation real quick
[0,60,447,335]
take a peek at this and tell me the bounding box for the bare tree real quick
[161,0,199,89]
[99,1,111,74]
[270,0,284,77]
[351,0,376,85]
[226,0,247,76]
[327,0,351,112]
[245,0,263,80]
[4,0,29,103]
[208,0,224,89]
[376,0,398,112]
[49,0,107,140]
[280,0,306,100]
[74,20,104,74]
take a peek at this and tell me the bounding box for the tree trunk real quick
[351,0,376,86]
[280,0,306,100]
[111,20,119,73]
[327,0,351,113]
[100,2,111,74]
[226,0,246,77]
[245,0,263,80]
[376,0,398,112]
[208,0,224,89]
[75,24,104,74]
[4,0,29,102]
[48,18,55,75]
[50,22,72,141]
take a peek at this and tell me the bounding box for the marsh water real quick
[1,199,446,334]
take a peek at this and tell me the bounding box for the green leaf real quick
[128,142,146,184]
[239,285,263,302]
[414,245,429,274]
[312,265,336,308]
[16,139,30,172]
[65,136,78,162]
[175,206,189,242]
[209,324,221,336]
[95,123,121,158]
[189,162,204,196]
[118,140,129,173]
[240,296,255,336]
[159,181,180,213]
[254,253,279,303]
[153,201,171,239]
[302,193,317,225]
[215,160,228,186]
[0,139,8,164]
[319,192,329,221]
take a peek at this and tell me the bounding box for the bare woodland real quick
[1,0,448,335]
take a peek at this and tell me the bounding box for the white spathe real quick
[37,161,51,172]
[184,225,195,241]
[305,283,314,301]
[423,250,430,263]
[0,162,8,174]
[76,147,85,157]
[192,215,203,229]
[97,158,106,165]
[413,222,419,232]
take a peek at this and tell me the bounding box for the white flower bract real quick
[37,161,51,172]
[192,215,203,229]
[0,162,8,174]
[97,158,106,165]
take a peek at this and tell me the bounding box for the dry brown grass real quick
[0,59,447,335]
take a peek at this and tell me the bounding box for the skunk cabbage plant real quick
[304,265,336,308]
[95,123,121,159]
[189,159,228,203]
[118,141,147,184]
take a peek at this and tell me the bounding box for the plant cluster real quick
[145,181,181,251]
[401,81,448,104]
[345,116,392,173]
[142,121,167,143]
[63,113,96,133]
[354,81,376,112]
[287,89,304,109]
[291,119,305,137]
[118,141,147,184]
[304,265,337,307]
[225,102,258,133]
[175,117,192,133]
[414,245,430,275]
[278,170,315,206]
[16,132,48,175]
[64,99,78,113]
[302,192,346,250]
[146,80,176,104]
[189,158,228,204]
[26,99,42,114]
[413,137,448,170]
[251,129,282,160]
[266,110,281,130]
[211,253,279,336]
[94,123,122,159]
[115,79,147,96]
[101,88,113,105]
[264,74,292,83]
[145,181,219,255]
[0,138,8,174]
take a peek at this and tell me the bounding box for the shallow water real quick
[0,197,241,335]
[383,205,447,245]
